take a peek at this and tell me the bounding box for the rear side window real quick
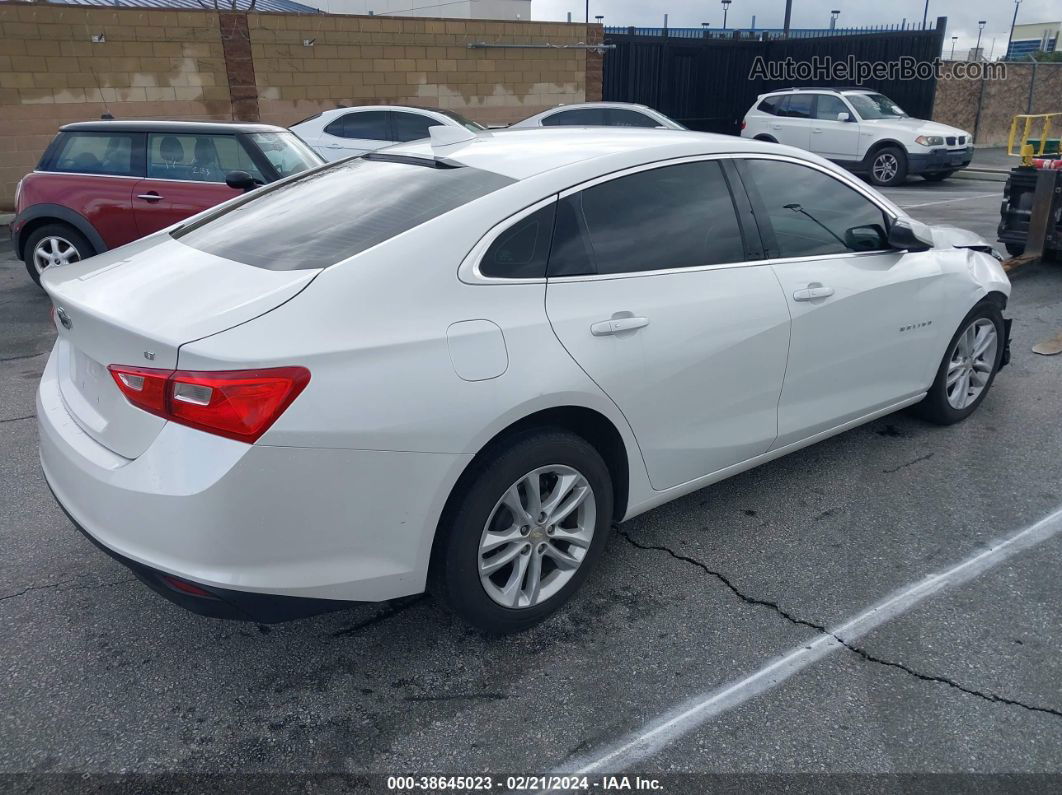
[757,96,782,115]
[173,158,515,270]
[781,95,813,119]
[480,203,557,279]
[146,133,264,183]
[542,108,609,126]
[548,161,746,277]
[391,111,435,143]
[46,132,141,177]
[607,109,660,128]
[324,111,391,141]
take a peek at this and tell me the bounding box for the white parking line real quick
[558,504,1062,775]
[894,192,1000,209]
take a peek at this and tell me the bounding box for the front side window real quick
[325,111,391,141]
[479,203,557,279]
[741,159,890,258]
[48,132,140,177]
[815,95,850,121]
[846,93,908,120]
[247,131,320,178]
[548,160,746,277]
[391,111,435,143]
[173,158,515,270]
[146,133,264,183]
[542,108,609,126]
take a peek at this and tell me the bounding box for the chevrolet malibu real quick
[38,128,1011,634]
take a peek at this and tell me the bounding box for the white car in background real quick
[509,102,686,130]
[741,88,974,186]
[290,105,485,161]
[39,128,1010,634]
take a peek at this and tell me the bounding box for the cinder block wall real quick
[0,2,599,209]
[0,4,231,208]
[933,62,1062,146]
[248,14,591,127]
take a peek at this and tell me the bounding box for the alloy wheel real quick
[873,153,899,183]
[478,465,596,609]
[32,236,81,275]
[946,318,998,410]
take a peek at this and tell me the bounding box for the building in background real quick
[1006,20,1060,60]
[306,0,531,19]
[48,0,320,11]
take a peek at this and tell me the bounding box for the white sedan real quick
[38,128,1011,633]
[290,104,485,161]
[508,102,685,130]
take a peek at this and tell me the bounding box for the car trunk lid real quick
[42,236,319,459]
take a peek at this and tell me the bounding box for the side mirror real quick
[844,224,888,251]
[887,218,934,252]
[225,170,258,193]
[837,112,851,122]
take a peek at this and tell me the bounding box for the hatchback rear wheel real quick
[23,223,94,287]
[431,429,613,634]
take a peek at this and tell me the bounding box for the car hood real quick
[860,118,968,138]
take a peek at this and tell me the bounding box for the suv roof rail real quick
[782,86,869,93]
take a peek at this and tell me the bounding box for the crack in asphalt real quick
[331,595,428,638]
[617,528,1062,720]
[882,452,935,473]
[0,414,35,424]
[0,351,47,363]
[0,576,137,603]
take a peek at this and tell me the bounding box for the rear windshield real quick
[172,157,514,270]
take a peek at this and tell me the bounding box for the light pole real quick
[950,35,958,59]
[975,20,987,59]
[584,0,588,24]
[783,0,793,37]
[721,0,731,31]
[1006,0,1022,61]
[922,1,929,29]
[830,9,840,31]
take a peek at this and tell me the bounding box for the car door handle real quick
[136,192,163,202]
[793,284,835,301]
[590,316,650,336]
[812,128,824,134]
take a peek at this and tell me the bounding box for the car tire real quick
[23,223,95,287]
[1005,242,1025,257]
[430,429,614,634]
[912,301,1005,426]
[867,146,908,187]
[922,170,955,182]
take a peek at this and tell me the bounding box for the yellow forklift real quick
[998,113,1062,260]
[998,113,1062,355]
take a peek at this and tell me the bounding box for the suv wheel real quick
[868,146,908,187]
[430,429,613,634]
[24,223,95,287]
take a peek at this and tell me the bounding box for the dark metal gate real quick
[603,19,949,134]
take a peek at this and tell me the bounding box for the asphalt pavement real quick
[1,177,1060,784]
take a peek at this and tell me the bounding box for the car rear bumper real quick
[37,346,471,620]
[908,147,973,175]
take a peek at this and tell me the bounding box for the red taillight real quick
[740,120,747,130]
[108,365,310,444]
[160,575,217,599]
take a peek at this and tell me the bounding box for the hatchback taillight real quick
[108,365,310,444]
[740,121,747,131]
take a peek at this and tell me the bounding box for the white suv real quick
[741,88,973,187]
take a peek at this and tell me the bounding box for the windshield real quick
[436,110,487,132]
[172,157,514,270]
[248,131,322,177]
[845,93,908,120]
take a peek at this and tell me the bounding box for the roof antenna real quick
[429,125,478,148]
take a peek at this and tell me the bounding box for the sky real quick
[531,0,1059,58]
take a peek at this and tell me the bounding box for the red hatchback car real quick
[12,120,323,285]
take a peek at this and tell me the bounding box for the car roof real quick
[384,127,806,181]
[763,87,874,96]
[58,120,289,134]
[318,105,453,115]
